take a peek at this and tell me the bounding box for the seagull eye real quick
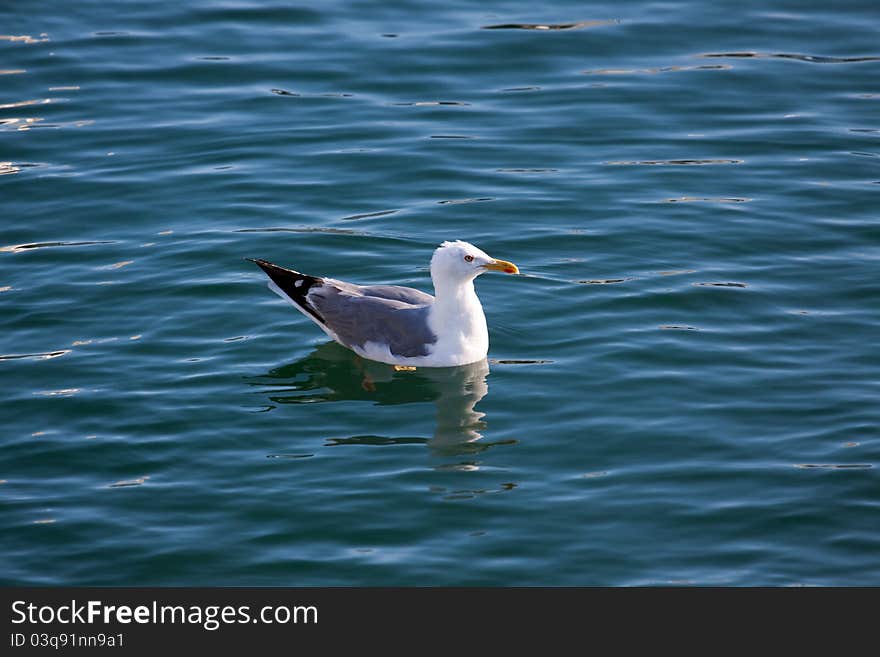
[464,255,474,262]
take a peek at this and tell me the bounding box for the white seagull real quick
[248,240,519,367]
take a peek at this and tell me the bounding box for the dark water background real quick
[2,1,878,585]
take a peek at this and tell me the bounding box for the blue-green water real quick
[2,1,879,586]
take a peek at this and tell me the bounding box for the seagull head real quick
[430,240,519,286]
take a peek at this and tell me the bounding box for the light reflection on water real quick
[253,344,501,455]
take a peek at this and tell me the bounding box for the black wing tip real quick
[246,258,315,282]
[246,258,326,324]
[246,258,291,276]
[247,259,274,277]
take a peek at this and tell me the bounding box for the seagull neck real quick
[432,277,478,308]
[430,276,486,335]
[428,274,490,363]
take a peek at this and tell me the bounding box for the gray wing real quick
[327,280,434,305]
[358,284,434,305]
[308,283,437,358]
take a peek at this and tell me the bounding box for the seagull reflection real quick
[253,342,513,454]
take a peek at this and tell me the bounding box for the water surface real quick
[2,0,879,585]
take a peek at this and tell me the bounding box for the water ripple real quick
[34,388,81,397]
[393,101,470,107]
[0,34,49,44]
[693,282,749,288]
[0,350,70,361]
[584,64,730,75]
[0,98,51,110]
[482,21,616,31]
[436,197,494,204]
[701,52,880,64]
[489,359,554,365]
[794,464,872,470]
[661,196,751,203]
[108,476,150,488]
[235,226,368,237]
[605,159,743,166]
[340,209,398,221]
[1,241,116,253]
[577,278,635,284]
[496,168,559,174]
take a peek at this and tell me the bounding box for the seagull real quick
[247,240,519,367]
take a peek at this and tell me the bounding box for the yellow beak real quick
[482,258,519,275]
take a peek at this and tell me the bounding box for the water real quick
[2,0,878,586]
